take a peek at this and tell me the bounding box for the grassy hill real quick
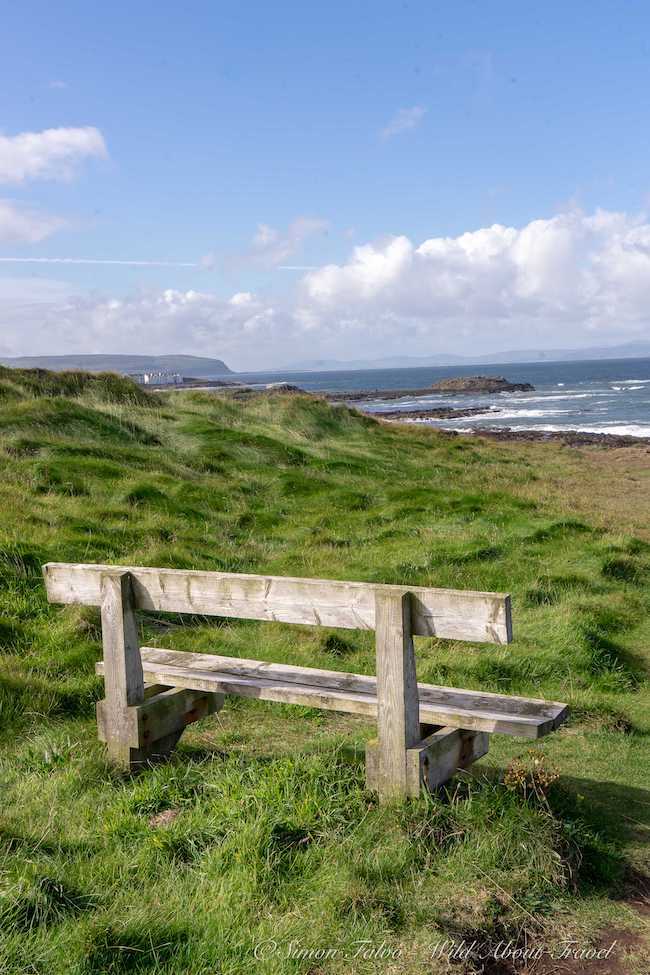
[0,369,649,973]
[0,354,233,376]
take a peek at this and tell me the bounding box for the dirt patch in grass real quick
[147,808,181,828]
[523,926,646,975]
[621,869,650,919]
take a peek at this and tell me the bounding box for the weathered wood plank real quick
[374,591,421,799]
[97,687,224,748]
[43,562,512,644]
[132,649,563,722]
[96,647,568,737]
[409,727,489,793]
[367,727,489,795]
[100,572,144,709]
[139,687,224,745]
[99,571,144,766]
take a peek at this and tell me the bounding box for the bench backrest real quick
[43,562,512,645]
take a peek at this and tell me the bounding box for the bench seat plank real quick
[96,647,568,738]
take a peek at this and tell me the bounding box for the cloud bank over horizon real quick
[2,208,650,369]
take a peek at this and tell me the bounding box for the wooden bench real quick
[43,562,569,801]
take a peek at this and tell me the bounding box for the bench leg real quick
[366,727,489,797]
[99,571,145,769]
[98,571,224,770]
[373,591,421,801]
[97,685,225,769]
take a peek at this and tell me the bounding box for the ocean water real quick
[230,357,650,437]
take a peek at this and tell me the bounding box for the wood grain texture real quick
[100,571,144,708]
[96,647,568,737]
[97,687,224,748]
[408,727,489,794]
[374,591,421,798]
[43,562,512,644]
[99,571,144,766]
[367,728,489,796]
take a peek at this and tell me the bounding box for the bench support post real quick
[98,571,223,770]
[367,589,489,799]
[372,590,421,801]
[99,571,145,768]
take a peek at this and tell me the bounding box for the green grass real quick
[0,371,649,973]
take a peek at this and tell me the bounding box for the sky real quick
[2,0,650,370]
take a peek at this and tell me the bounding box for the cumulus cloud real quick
[380,106,426,140]
[0,126,107,184]
[3,209,650,368]
[239,216,329,268]
[299,209,650,346]
[0,199,67,243]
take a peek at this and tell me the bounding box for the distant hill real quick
[288,340,650,372]
[0,354,233,376]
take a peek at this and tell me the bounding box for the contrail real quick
[0,257,198,267]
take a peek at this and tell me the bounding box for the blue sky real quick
[2,1,650,368]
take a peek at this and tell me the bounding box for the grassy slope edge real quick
[0,369,648,974]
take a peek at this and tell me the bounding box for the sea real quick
[227,357,650,438]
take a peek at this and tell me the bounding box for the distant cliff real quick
[0,354,233,376]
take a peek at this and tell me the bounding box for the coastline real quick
[156,373,650,447]
[388,420,650,448]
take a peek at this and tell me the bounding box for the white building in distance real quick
[129,371,183,386]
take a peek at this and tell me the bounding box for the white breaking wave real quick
[458,408,576,420]
[402,418,650,437]
[503,423,650,436]
[504,392,600,402]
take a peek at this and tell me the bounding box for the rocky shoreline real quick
[372,405,490,421]
[371,410,650,447]
[442,427,650,449]
[326,375,534,402]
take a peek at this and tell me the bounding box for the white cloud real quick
[0,127,107,184]
[298,209,650,348]
[380,106,426,140]
[3,209,650,368]
[0,199,66,243]
[48,80,68,90]
[240,216,329,268]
